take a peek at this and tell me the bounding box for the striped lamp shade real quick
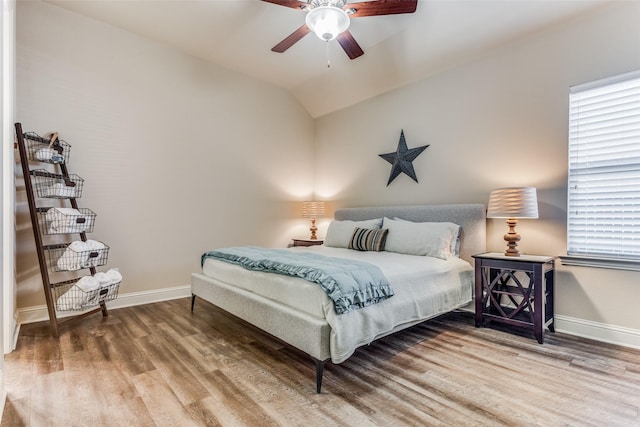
[487,187,539,219]
[301,201,325,219]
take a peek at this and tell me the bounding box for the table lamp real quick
[487,187,538,256]
[301,201,325,240]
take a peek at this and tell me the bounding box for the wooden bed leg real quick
[314,358,325,393]
[191,294,196,312]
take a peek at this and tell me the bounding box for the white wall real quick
[15,1,315,309]
[2,0,17,414]
[315,2,640,335]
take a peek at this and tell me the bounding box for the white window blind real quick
[567,70,640,261]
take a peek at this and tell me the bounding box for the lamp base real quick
[309,218,318,240]
[503,218,521,257]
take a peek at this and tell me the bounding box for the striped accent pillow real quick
[349,227,389,252]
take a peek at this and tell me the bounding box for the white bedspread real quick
[202,246,473,363]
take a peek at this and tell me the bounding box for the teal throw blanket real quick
[201,247,394,315]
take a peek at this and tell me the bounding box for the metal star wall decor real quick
[379,130,429,186]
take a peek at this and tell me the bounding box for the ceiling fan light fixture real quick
[305,6,350,41]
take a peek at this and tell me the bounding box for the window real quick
[565,70,640,270]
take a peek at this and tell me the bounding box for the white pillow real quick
[383,217,460,259]
[324,219,383,248]
[393,217,461,257]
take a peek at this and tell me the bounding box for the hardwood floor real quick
[2,297,639,426]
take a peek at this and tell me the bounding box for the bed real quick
[191,204,486,392]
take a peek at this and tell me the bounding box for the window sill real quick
[560,255,640,272]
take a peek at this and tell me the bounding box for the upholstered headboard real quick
[334,204,486,264]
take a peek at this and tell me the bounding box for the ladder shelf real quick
[15,122,120,337]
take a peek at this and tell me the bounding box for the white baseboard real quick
[0,375,5,423]
[10,316,19,353]
[555,315,640,350]
[460,305,640,350]
[16,284,191,326]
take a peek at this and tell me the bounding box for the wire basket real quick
[45,241,109,272]
[37,207,96,235]
[52,278,120,311]
[23,132,71,165]
[31,169,83,199]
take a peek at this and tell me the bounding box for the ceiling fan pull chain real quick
[326,41,331,68]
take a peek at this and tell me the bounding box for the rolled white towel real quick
[68,240,86,251]
[75,275,100,292]
[34,147,54,161]
[59,275,101,310]
[106,268,122,284]
[35,147,53,161]
[60,223,89,234]
[99,268,122,302]
[34,147,64,163]
[93,272,111,286]
[46,207,80,222]
[57,271,118,310]
[89,272,110,306]
[46,207,88,234]
[56,285,85,311]
[44,183,77,198]
[82,240,106,268]
[56,240,89,271]
[85,240,105,250]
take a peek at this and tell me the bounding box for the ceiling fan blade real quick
[260,0,308,11]
[346,0,418,18]
[336,31,364,60]
[271,24,311,53]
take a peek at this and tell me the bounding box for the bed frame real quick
[191,203,486,392]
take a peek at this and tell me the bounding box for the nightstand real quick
[473,252,555,344]
[292,238,324,247]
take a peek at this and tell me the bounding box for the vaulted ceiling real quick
[45,0,610,117]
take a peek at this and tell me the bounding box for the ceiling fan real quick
[260,0,418,60]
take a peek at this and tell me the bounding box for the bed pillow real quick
[348,227,389,252]
[382,217,460,259]
[393,217,462,257]
[324,219,383,248]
